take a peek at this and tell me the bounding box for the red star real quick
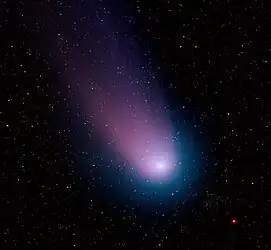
[231,218,237,224]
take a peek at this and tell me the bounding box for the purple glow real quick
[77,75,176,181]
[54,16,177,181]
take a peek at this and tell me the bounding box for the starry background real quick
[2,0,271,249]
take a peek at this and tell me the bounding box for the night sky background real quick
[2,0,271,249]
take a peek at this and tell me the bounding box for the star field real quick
[2,0,271,249]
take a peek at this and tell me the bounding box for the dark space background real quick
[1,0,271,249]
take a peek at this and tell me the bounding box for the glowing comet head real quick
[138,150,176,181]
[156,162,164,170]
